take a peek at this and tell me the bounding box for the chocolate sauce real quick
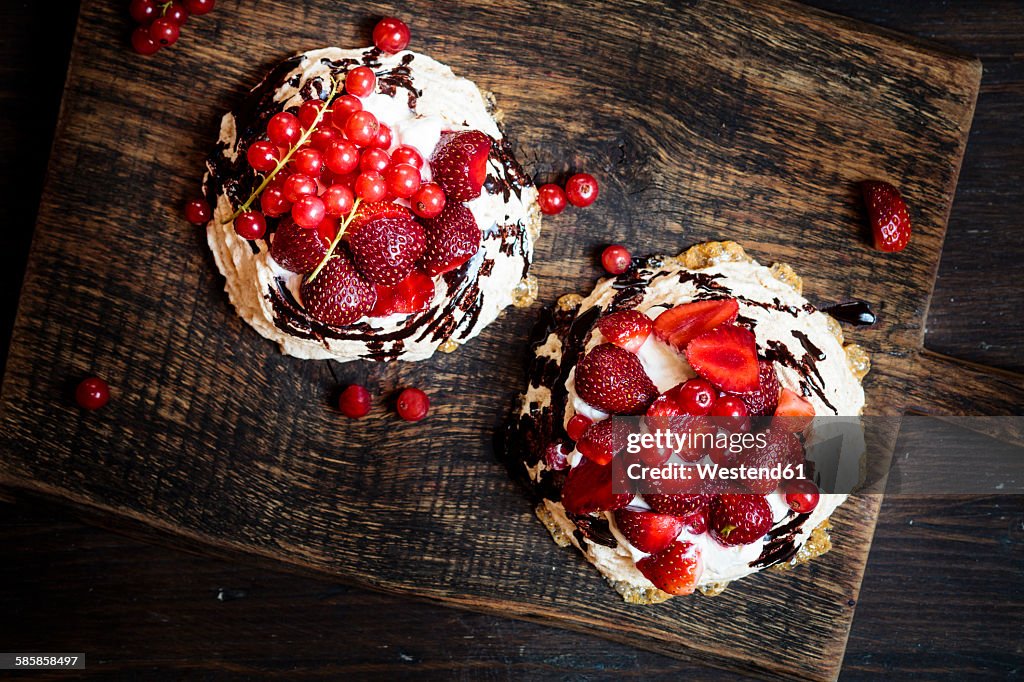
[764,339,837,413]
[821,300,877,327]
[568,513,618,549]
[750,511,811,568]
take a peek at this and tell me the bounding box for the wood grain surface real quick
[1,0,1019,679]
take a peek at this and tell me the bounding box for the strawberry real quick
[653,298,738,350]
[635,541,702,595]
[429,130,492,201]
[684,325,759,393]
[269,216,330,274]
[419,202,481,276]
[370,271,436,317]
[732,360,781,416]
[597,310,652,353]
[708,494,773,546]
[348,200,412,233]
[774,388,815,432]
[299,247,376,326]
[861,180,911,253]
[560,457,632,515]
[348,215,426,286]
[644,490,708,516]
[574,343,658,415]
[576,417,629,466]
[738,427,798,494]
[614,509,684,554]
[680,507,708,535]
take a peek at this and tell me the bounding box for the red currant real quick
[267,112,301,147]
[259,186,291,217]
[324,140,359,175]
[411,182,445,219]
[537,184,567,215]
[565,173,599,207]
[291,195,326,229]
[163,2,189,25]
[391,145,423,169]
[129,0,157,24]
[566,413,593,441]
[234,211,267,239]
[323,184,354,217]
[292,147,323,177]
[360,147,391,174]
[183,0,215,15]
[131,26,161,55]
[283,173,317,203]
[370,123,392,150]
[396,387,429,421]
[148,17,179,46]
[297,99,325,129]
[309,127,337,152]
[338,384,371,418]
[329,95,362,129]
[345,66,376,98]
[710,395,750,432]
[373,17,410,54]
[385,163,421,199]
[345,110,379,147]
[676,378,716,416]
[601,244,631,274]
[75,376,110,410]
[246,140,279,173]
[354,171,387,202]
[184,198,211,224]
[784,479,820,513]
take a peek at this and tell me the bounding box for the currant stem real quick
[223,76,340,224]
[306,197,363,284]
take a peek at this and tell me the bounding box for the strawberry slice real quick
[732,360,781,416]
[269,216,331,274]
[574,343,658,415]
[419,202,481,276]
[614,509,684,554]
[576,418,629,466]
[653,298,739,350]
[774,388,815,432]
[560,457,632,515]
[635,541,703,595]
[429,130,492,202]
[861,180,911,253]
[597,310,652,353]
[370,271,436,317]
[299,247,377,326]
[684,324,759,393]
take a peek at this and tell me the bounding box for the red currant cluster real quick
[537,173,600,215]
[129,0,215,55]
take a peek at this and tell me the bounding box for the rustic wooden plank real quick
[0,0,991,678]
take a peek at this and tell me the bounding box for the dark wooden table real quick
[1,1,1021,679]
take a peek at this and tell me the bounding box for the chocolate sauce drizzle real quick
[821,300,877,327]
[750,511,812,568]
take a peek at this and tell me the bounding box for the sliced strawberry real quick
[861,180,911,253]
[348,215,426,286]
[576,418,628,466]
[429,130,492,202]
[560,457,632,515]
[731,360,781,416]
[299,247,376,326]
[370,271,436,317]
[597,310,652,353]
[684,324,759,393]
[544,442,570,471]
[269,216,330,274]
[635,541,702,596]
[774,388,815,432]
[708,494,773,547]
[419,201,481,276]
[574,343,658,415]
[653,298,738,350]
[614,509,684,554]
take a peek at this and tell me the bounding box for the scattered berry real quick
[614,510,685,555]
[675,378,716,416]
[576,418,629,466]
[565,413,593,441]
[348,216,426,286]
[354,171,387,202]
[560,457,632,515]
[396,387,430,421]
[597,310,652,353]
[742,428,800,494]
[373,16,410,54]
[184,198,211,225]
[600,244,631,275]
[269,217,329,273]
[537,184,567,215]
[291,195,326,229]
[635,541,702,595]
[234,211,267,240]
[861,180,911,253]
[653,298,739,350]
[411,182,446,219]
[708,494,773,546]
[75,376,110,410]
[684,325,760,393]
[574,343,658,415]
[784,479,820,513]
[338,384,371,418]
[345,66,377,98]
[300,249,376,326]
[429,130,492,202]
[565,173,599,207]
[419,202,481,276]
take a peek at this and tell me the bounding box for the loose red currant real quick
[183,0,214,14]
[163,2,189,25]
[309,127,337,152]
[267,112,301,148]
[385,163,421,199]
[234,210,267,239]
[324,139,359,175]
[148,17,179,46]
[338,384,371,418]
[345,110,379,147]
[566,413,593,441]
[184,198,211,225]
[537,184,567,215]
[329,95,362,129]
[710,395,750,432]
[391,145,423,169]
[373,17,410,54]
[246,140,279,173]
[411,182,445,219]
[360,147,391,174]
[784,479,820,513]
[129,0,157,24]
[601,244,631,274]
[259,186,291,217]
[676,378,716,416]
[291,195,326,229]
[565,173,599,207]
[396,387,429,421]
[75,376,110,410]
[292,147,323,177]
[283,173,317,203]
[297,99,325,129]
[322,184,354,217]
[370,123,392,150]
[345,66,376,98]
[354,171,387,202]
[131,26,161,55]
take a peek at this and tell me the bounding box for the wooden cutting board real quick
[4,0,1018,679]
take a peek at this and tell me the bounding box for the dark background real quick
[0,1,1021,678]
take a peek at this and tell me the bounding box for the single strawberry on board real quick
[861,180,911,253]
